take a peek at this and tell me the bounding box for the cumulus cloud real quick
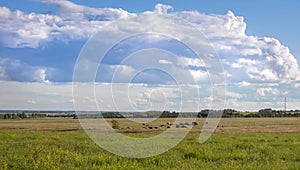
[175,11,300,83]
[0,6,62,48]
[158,59,172,65]
[175,10,246,38]
[223,37,300,83]
[0,1,134,48]
[34,68,51,83]
[1,1,300,110]
[42,0,132,19]
[1,1,298,84]
[256,87,280,97]
[0,57,51,83]
[178,57,205,68]
[189,70,209,82]
[154,3,173,14]
[236,81,251,87]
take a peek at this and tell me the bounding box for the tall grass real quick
[1,130,300,169]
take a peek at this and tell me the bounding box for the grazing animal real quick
[192,122,198,125]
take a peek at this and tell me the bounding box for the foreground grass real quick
[1,130,300,169]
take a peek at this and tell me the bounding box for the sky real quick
[0,0,299,111]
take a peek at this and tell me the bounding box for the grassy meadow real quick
[0,118,300,169]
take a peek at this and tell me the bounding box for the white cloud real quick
[175,10,300,83]
[0,81,199,111]
[154,3,173,14]
[0,57,51,83]
[0,66,6,79]
[34,68,51,84]
[27,100,36,104]
[0,1,134,48]
[294,83,300,88]
[178,57,205,68]
[236,81,251,87]
[42,0,132,19]
[0,58,7,79]
[0,81,73,110]
[0,7,62,48]
[0,80,299,111]
[189,70,209,82]
[1,2,300,111]
[256,87,280,97]
[230,58,258,68]
[1,1,298,84]
[226,91,245,99]
[259,69,278,81]
[110,65,135,77]
[175,10,246,38]
[158,59,172,65]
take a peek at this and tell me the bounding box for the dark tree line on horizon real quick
[0,108,300,119]
[201,108,300,118]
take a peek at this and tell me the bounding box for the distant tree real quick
[258,108,274,117]
[73,114,78,119]
[11,113,18,119]
[223,109,241,118]
[159,111,179,118]
[198,109,209,118]
[244,112,260,118]
[8,114,12,119]
[21,112,27,119]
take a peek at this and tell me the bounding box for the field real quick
[1,118,300,169]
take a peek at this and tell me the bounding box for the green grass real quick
[1,130,300,169]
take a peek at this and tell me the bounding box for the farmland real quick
[1,118,300,169]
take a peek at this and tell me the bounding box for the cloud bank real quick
[0,1,299,110]
[1,0,298,83]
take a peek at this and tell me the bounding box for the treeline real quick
[1,109,300,119]
[148,109,300,118]
[0,113,76,119]
[149,109,300,118]
[198,108,300,118]
[0,113,46,119]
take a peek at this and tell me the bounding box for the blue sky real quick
[0,0,299,111]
